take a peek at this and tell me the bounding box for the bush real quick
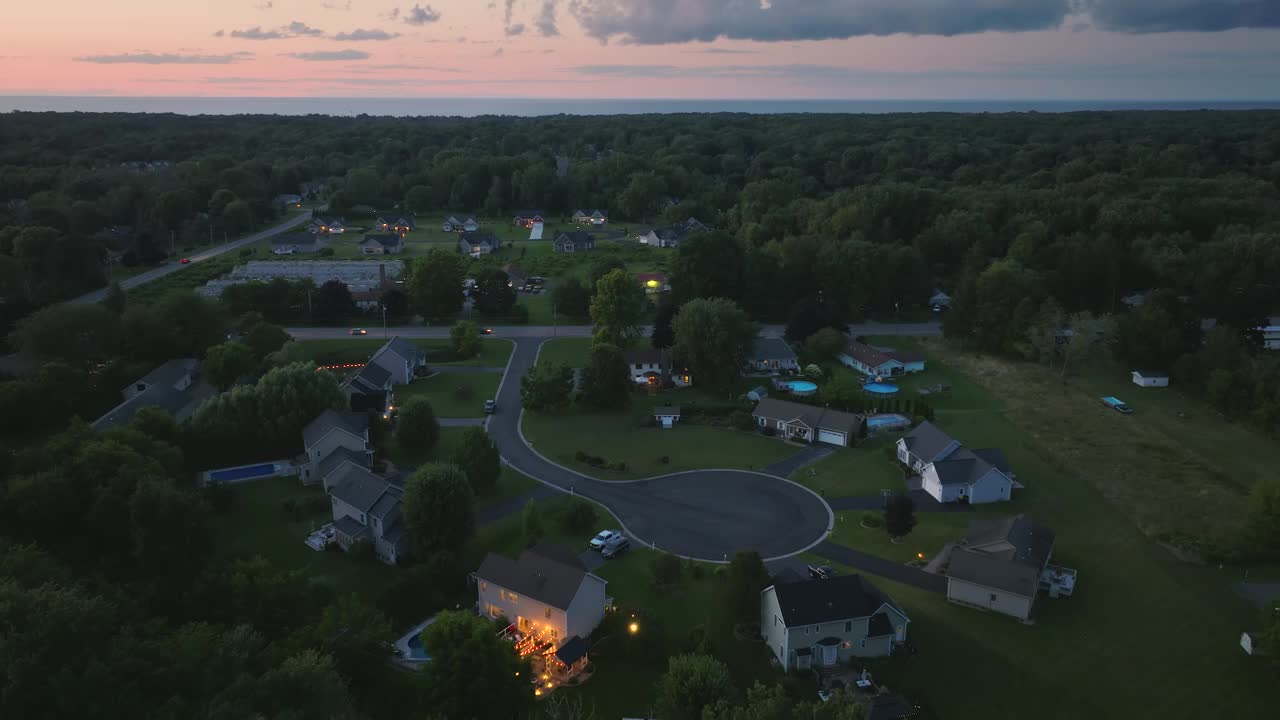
[729,410,754,431]
[659,455,670,464]
[860,511,883,528]
[317,247,335,257]
[652,553,683,588]
[238,247,254,258]
[761,425,776,437]
[559,499,598,534]
[610,461,628,472]
[575,450,588,462]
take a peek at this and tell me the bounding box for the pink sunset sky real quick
[1,1,1277,99]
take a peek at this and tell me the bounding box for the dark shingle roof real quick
[842,339,924,368]
[972,447,1010,474]
[378,336,425,365]
[361,233,402,248]
[949,515,1055,597]
[369,486,403,519]
[752,397,862,437]
[303,410,368,449]
[475,543,593,611]
[752,337,797,362]
[460,231,501,249]
[623,348,667,366]
[771,574,895,626]
[319,446,368,481]
[513,210,545,220]
[899,421,959,461]
[329,466,396,513]
[654,406,681,416]
[333,514,370,540]
[555,635,588,665]
[93,359,211,430]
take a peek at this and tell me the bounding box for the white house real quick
[1131,370,1169,388]
[301,410,372,487]
[761,574,909,672]
[474,543,611,651]
[839,340,926,377]
[572,209,608,226]
[623,348,691,388]
[442,214,480,233]
[945,515,1058,621]
[1263,317,1280,350]
[897,421,1014,504]
[654,406,681,429]
[327,464,408,565]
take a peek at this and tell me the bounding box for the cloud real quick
[535,0,560,36]
[254,1,273,9]
[322,0,352,9]
[503,0,516,26]
[1084,0,1280,33]
[506,23,526,36]
[75,52,251,64]
[366,63,463,72]
[286,21,325,37]
[213,30,225,37]
[287,49,371,61]
[494,47,505,56]
[230,26,286,40]
[686,47,759,54]
[333,28,401,41]
[403,4,442,25]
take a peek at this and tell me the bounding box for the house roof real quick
[376,213,415,225]
[555,230,594,247]
[554,635,589,665]
[574,209,608,217]
[623,348,667,366]
[842,340,924,368]
[137,358,200,390]
[770,574,900,626]
[460,231,500,248]
[949,515,1054,597]
[333,514,371,541]
[513,210,545,219]
[971,447,1010,474]
[93,360,214,430]
[361,234,402,248]
[654,406,681,417]
[898,421,959,462]
[445,213,478,223]
[753,397,863,437]
[369,485,404,519]
[303,409,368,449]
[1133,369,1169,379]
[753,337,797,362]
[319,446,368,481]
[271,232,317,247]
[329,466,398,513]
[346,362,393,393]
[475,542,596,611]
[376,336,425,365]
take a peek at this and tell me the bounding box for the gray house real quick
[327,464,408,564]
[442,214,479,232]
[553,230,596,253]
[368,336,427,385]
[761,574,909,671]
[896,421,1014,504]
[301,409,371,487]
[343,362,394,415]
[752,397,863,447]
[945,515,1057,621]
[474,543,611,650]
[572,209,608,225]
[459,231,502,255]
[748,338,800,372]
[92,358,215,430]
[271,232,322,254]
[359,234,403,255]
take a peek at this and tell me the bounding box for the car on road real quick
[179,258,190,264]
[601,535,630,559]
[484,399,496,414]
[349,328,368,335]
[808,564,836,580]
[589,530,622,551]
[481,327,494,335]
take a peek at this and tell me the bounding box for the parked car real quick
[589,530,622,551]
[350,328,368,335]
[601,535,630,559]
[484,399,496,414]
[808,564,835,580]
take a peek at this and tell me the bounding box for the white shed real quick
[1240,631,1265,656]
[1131,370,1169,388]
[654,406,681,429]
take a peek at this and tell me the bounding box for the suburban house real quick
[553,230,596,253]
[654,406,681,428]
[635,272,669,294]
[301,409,372,488]
[92,358,215,430]
[374,214,416,235]
[623,348,691,388]
[442,214,480,232]
[761,574,909,671]
[679,217,710,233]
[752,397,864,447]
[513,210,545,228]
[459,231,502,256]
[474,543,611,651]
[896,422,1014,504]
[638,227,685,248]
[273,194,303,208]
[929,290,952,311]
[1131,370,1169,388]
[327,464,408,565]
[572,209,608,225]
[839,340,926,377]
[359,234,404,255]
[368,336,428,385]
[1264,317,1280,350]
[503,264,530,289]
[749,338,800,372]
[945,514,1063,621]
[343,362,394,415]
[308,217,346,235]
[271,232,322,254]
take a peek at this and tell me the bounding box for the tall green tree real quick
[521,361,574,412]
[590,269,647,348]
[672,298,756,396]
[449,319,483,358]
[101,282,127,314]
[671,231,746,303]
[402,463,475,556]
[420,610,533,720]
[654,654,736,720]
[723,551,771,624]
[449,426,501,496]
[579,342,631,410]
[884,494,917,539]
[471,267,517,316]
[551,275,591,318]
[203,341,257,390]
[8,303,122,366]
[407,249,466,321]
[522,499,544,546]
[313,279,355,322]
[396,397,440,456]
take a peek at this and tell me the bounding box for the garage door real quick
[817,430,845,446]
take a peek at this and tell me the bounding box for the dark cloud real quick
[333,28,401,41]
[687,47,759,54]
[535,0,560,36]
[1085,0,1280,33]
[321,0,352,9]
[506,23,526,36]
[227,22,324,40]
[76,52,251,65]
[404,4,442,25]
[230,26,286,40]
[286,22,326,37]
[287,49,371,61]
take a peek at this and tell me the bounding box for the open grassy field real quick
[396,371,501,418]
[282,337,513,368]
[534,337,594,367]
[523,388,794,479]
[788,437,903,497]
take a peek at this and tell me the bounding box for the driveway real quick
[810,540,947,593]
[763,444,835,477]
[485,337,833,562]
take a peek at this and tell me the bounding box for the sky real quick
[0,0,1278,99]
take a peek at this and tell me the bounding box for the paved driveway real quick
[811,540,947,593]
[485,337,833,562]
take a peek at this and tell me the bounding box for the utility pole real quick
[169,229,175,256]
[382,305,387,338]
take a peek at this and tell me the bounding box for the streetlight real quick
[628,621,639,635]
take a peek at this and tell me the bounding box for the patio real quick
[505,624,593,698]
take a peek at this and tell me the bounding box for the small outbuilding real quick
[1240,631,1266,656]
[1131,370,1169,388]
[654,406,681,429]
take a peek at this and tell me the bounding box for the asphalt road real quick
[284,321,942,341]
[71,210,316,304]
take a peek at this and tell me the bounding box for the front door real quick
[821,643,839,666]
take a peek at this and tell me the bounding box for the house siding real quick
[761,588,905,671]
[947,577,1034,620]
[968,468,1013,504]
[760,589,790,669]
[307,429,367,487]
[564,576,609,642]
[477,582,569,645]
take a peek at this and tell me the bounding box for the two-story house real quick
[301,409,372,487]
[473,543,611,651]
[368,336,428,385]
[342,362,394,415]
[572,209,608,226]
[327,464,408,565]
[761,574,909,671]
[92,358,215,430]
[442,214,480,233]
[459,231,502,256]
[513,210,545,228]
[896,421,1014,504]
[359,234,404,255]
[623,348,692,388]
[553,230,596,253]
[308,217,346,235]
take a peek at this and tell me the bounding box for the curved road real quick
[485,337,833,562]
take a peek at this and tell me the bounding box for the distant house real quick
[572,209,608,226]
[749,338,800,372]
[308,217,345,235]
[638,227,685,248]
[752,397,863,447]
[271,232,322,254]
[1264,317,1280,350]
[635,272,669,294]
[929,290,952,311]
[442,214,480,233]
[273,194,303,209]
[474,543,611,651]
[839,340,926,377]
[679,217,710,234]
[513,210,545,228]
[896,421,1014,504]
[374,214,415,236]
[503,264,530,289]
[761,574,909,671]
[327,464,408,565]
[459,231,502,256]
[945,515,1061,621]
[654,406,681,428]
[623,348,691,388]
[368,336,427,385]
[553,231,596,253]
[1241,631,1267,656]
[301,409,372,488]
[92,359,215,430]
[359,234,403,255]
[1131,370,1169,388]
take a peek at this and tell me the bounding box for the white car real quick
[589,529,621,551]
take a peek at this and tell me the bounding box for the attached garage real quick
[817,429,847,446]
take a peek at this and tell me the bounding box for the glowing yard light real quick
[628,621,639,635]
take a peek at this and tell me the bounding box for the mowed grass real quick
[534,337,593,367]
[523,389,794,479]
[788,437,903,497]
[396,371,501,418]
[282,337,513,368]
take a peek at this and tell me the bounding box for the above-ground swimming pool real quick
[207,463,278,483]
[781,380,818,396]
[863,382,900,397]
[866,414,911,433]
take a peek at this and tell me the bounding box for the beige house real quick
[945,515,1062,621]
[761,574,909,671]
[473,543,611,651]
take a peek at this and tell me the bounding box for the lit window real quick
[509,593,519,603]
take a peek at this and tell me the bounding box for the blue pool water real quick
[208,463,276,482]
[863,383,900,397]
[406,634,431,661]
[782,380,818,395]
[867,414,910,429]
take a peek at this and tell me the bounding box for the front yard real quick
[396,372,502,418]
[788,437,903,497]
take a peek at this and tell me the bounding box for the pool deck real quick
[393,615,438,668]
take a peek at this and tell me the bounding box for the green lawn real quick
[283,338,512,368]
[395,371,501,418]
[788,437,903,497]
[534,338,594,367]
[830,509,974,564]
[523,389,794,479]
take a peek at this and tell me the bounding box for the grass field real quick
[283,337,513,368]
[534,337,594,367]
[788,437,903,497]
[396,371,501,418]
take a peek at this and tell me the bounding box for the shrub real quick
[610,461,628,472]
[575,450,588,462]
[860,511,883,528]
[559,499,598,534]
[729,410,754,431]
[761,426,776,437]
[317,247,335,257]
[652,553,683,588]
[238,247,254,258]
[659,455,670,464]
